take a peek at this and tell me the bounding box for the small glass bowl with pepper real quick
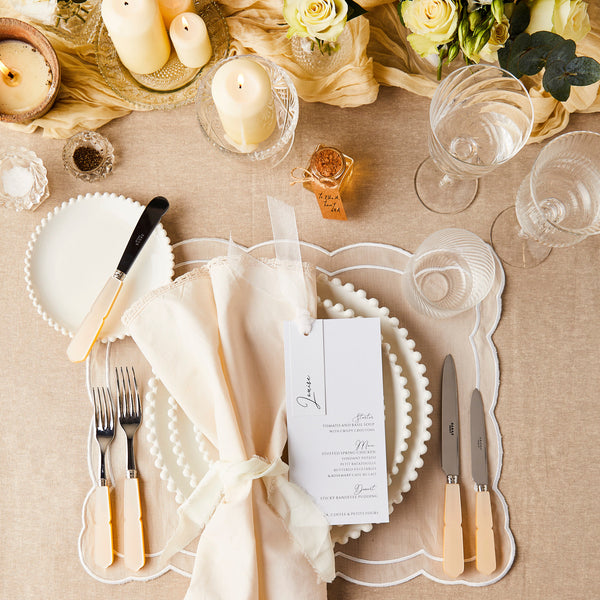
[62,130,114,182]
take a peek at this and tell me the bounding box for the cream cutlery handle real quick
[94,485,114,568]
[443,482,464,577]
[67,276,123,363]
[124,477,145,571]
[475,490,496,574]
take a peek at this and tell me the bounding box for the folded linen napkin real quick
[122,252,333,600]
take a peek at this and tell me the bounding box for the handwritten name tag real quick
[284,318,389,526]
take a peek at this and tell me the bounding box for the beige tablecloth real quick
[1,0,600,140]
[0,85,599,599]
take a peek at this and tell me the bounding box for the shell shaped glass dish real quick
[195,55,299,168]
[95,0,230,109]
[24,192,174,341]
[0,146,49,211]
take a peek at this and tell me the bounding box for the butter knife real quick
[441,354,464,577]
[470,388,496,574]
[67,196,169,363]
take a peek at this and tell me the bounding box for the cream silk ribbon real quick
[161,456,335,582]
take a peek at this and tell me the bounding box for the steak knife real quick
[470,388,496,574]
[67,196,169,363]
[441,354,464,577]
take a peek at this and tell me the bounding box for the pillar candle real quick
[101,0,171,75]
[0,40,52,114]
[170,13,211,69]
[158,0,194,28]
[211,58,276,151]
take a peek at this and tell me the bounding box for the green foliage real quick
[347,0,367,22]
[497,4,600,101]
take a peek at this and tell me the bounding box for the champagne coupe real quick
[490,130,600,268]
[415,65,534,214]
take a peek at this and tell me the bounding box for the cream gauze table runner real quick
[1,0,600,140]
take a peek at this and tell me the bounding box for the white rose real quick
[479,15,510,63]
[527,0,591,43]
[401,0,459,57]
[284,0,348,42]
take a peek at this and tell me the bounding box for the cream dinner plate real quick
[144,276,431,545]
[25,192,174,342]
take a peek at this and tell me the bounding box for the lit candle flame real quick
[237,74,244,89]
[182,16,189,31]
[0,59,19,86]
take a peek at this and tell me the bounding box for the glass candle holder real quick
[62,130,115,182]
[0,147,49,211]
[195,55,299,169]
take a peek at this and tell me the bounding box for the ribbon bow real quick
[161,456,335,583]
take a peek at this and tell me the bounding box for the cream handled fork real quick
[116,366,145,571]
[91,387,115,569]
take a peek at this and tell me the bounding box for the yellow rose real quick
[479,15,510,63]
[284,0,348,42]
[527,0,591,43]
[401,0,459,57]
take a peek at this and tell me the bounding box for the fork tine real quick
[132,367,141,416]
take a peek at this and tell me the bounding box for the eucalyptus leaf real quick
[566,56,600,86]
[546,38,577,64]
[518,47,547,76]
[543,61,571,101]
[508,2,530,38]
[347,0,367,22]
[530,31,566,53]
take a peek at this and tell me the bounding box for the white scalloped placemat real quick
[78,238,513,588]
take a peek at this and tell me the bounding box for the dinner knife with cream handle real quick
[67,196,169,363]
[471,388,496,575]
[441,354,464,577]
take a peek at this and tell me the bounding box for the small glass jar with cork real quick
[292,144,354,220]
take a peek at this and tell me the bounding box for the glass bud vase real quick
[291,27,352,77]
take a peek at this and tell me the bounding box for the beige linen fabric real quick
[121,254,332,600]
[2,0,600,139]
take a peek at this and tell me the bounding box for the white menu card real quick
[284,318,389,526]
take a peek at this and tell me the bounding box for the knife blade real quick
[67,196,169,363]
[470,388,496,574]
[441,354,464,577]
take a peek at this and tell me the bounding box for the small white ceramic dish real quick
[25,192,174,341]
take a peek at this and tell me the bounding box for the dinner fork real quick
[92,386,115,569]
[116,366,146,571]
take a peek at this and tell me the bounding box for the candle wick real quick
[184,26,188,31]
[7,71,14,80]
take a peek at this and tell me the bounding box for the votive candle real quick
[101,0,171,75]
[0,40,52,114]
[170,13,211,69]
[211,58,276,151]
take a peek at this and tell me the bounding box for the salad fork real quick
[115,366,145,571]
[92,386,115,569]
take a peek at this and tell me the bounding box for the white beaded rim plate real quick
[24,192,174,342]
[144,275,432,544]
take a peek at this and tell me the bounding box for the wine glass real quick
[415,65,534,214]
[490,130,600,268]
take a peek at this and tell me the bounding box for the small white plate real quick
[25,192,174,341]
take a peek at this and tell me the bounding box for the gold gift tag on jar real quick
[292,145,354,220]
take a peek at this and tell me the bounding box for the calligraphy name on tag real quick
[315,187,347,221]
[284,317,389,526]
